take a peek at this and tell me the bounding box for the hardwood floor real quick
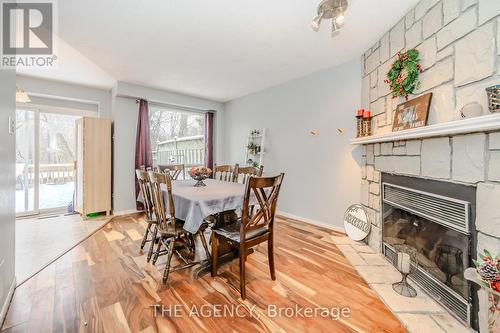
[1,214,407,333]
[15,214,109,284]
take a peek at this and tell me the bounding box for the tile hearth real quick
[331,236,473,333]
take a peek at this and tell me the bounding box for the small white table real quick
[162,179,247,233]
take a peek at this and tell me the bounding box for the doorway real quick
[15,109,80,216]
[14,107,110,284]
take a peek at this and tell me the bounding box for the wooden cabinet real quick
[75,117,112,217]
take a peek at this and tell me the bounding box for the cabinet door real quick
[83,117,112,215]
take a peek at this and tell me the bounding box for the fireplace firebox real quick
[381,174,478,328]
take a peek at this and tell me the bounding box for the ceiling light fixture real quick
[311,0,348,36]
[16,85,31,103]
[311,11,324,32]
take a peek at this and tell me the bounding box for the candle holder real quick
[486,85,500,112]
[392,244,418,297]
[434,244,463,285]
[362,116,372,136]
[356,109,364,137]
[356,116,363,137]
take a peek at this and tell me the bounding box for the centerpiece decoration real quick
[464,249,500,332]
[384,49,422,100]
[189,166,212,187]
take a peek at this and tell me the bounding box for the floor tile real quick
[335,245,367,265]
[329,236,361,245]
[398,313,446,333]
[431,313,474,333]
[352,244,375,254]
[371,284,445,313]
[355,265,401,284]
[359,253,391,266]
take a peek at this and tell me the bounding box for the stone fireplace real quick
[354,0,500,330]
[358,131,500,330]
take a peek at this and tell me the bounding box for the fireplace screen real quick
[383,204,469,299]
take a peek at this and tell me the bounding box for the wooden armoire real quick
[75,117,112,217]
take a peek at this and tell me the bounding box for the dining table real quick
[140,177,254,277]
[161,178,248,234]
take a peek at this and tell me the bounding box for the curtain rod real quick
[135,98,213,114]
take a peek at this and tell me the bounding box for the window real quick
[149,106,205,178]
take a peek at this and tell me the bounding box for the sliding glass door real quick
[15,109,80,216]
[38,112,79,211]
[16,110,37,215]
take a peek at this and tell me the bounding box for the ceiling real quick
[18,0,419,102]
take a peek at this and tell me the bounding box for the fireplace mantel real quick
[350,113,500,145]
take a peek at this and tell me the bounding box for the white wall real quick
[0,69,16,321]
[16,75,112,117]
[224,59,363,228]
[111,95,139,213]
[112,82,225,213]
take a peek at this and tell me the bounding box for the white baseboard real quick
[0,277,16,326]
[113,209,345,234]
[112,209,142,217]
[277,211,345,233]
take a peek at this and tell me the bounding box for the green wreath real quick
[385,49,422,100]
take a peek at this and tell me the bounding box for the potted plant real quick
[247,142,256,155]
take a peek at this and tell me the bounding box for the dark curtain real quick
[205,111,214,170]
[135,99,153,210]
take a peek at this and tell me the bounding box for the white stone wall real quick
[360,131,500,256]
[361,0,500,135]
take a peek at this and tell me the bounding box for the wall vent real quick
[382,183,470,234]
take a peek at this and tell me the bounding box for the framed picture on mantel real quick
[392,93,433,132]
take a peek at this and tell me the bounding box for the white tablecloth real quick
[162,179,247,234]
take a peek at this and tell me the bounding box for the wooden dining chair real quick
[235,165,264,184]
[203,163,239,225]
[136,169,158,262]
[211,173,284,299]
[156,164,185,180]
[213,164,239,182]
[148,171,211,284]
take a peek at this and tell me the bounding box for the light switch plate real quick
[8,116,15,134]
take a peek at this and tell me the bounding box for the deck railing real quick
[16,163,74,186]
[153,148,205,167]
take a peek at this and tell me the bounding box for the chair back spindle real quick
[136,169,154,221]
[213,164,239,182]
[236,165,264,184]
[148,171,178,233]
